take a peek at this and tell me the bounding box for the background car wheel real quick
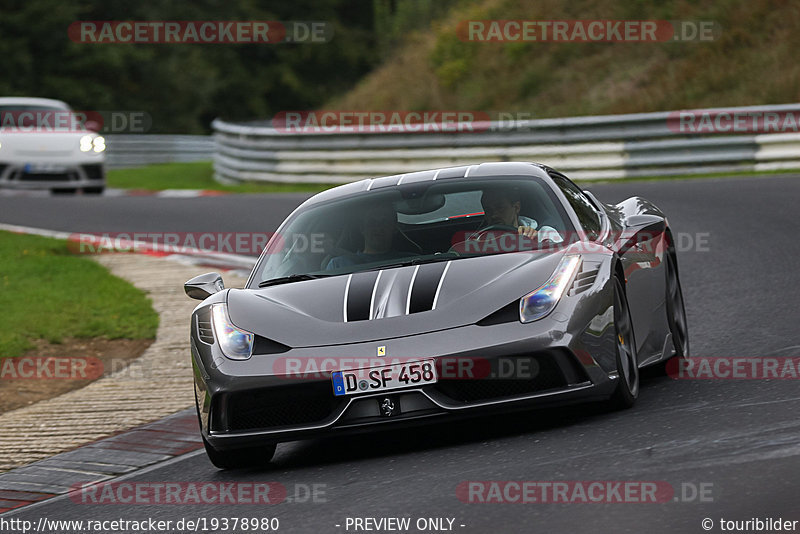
[607,276,639,410]
[202,435,276,470]
[82,186,105,195]
[51,188,77,195]
[664,252,690,360]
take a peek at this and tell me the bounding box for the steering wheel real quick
[469,224,520,241]
[448,224,521,256]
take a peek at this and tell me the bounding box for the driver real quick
[472,188,563,244]
[325,202,411,269]
[480,188,538,238]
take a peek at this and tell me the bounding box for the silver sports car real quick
[185,162,689,469]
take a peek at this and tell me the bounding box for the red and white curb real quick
[0,188,228,198]
[0,409,202,514]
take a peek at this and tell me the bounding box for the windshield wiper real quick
[258,274,330,287]
[366,254,458,271]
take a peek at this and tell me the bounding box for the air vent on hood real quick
[253,336,291,355]
[477,301,519,326]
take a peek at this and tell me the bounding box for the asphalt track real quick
[3,175,800,533]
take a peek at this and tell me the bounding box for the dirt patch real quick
[0,338,153,415]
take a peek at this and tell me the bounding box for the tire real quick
[607,276,639,410]
[664,252,690,361]
[82,186,105,195]
[202,435,276,470]
[51,188,77,195]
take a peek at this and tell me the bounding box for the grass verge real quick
[107,161,340,193]
[0,231,159,359]
[106,160,800,193]
[574,168,800,186]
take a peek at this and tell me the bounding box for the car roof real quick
[0,97,70,109]
[304,162,555,207]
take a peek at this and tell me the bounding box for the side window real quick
[550,174,602,240]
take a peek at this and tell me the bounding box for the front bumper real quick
[192,307,620,451]
[0,162,105,190]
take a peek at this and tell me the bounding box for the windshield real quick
[0,104,82,131]
[250,176,574,287]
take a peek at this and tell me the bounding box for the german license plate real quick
[24,163,67,173]
[332,360,437,397]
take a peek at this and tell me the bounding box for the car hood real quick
[228,251,565,347]
[0,131,88,158]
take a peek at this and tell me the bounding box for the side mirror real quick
[616,214,666,256]
[184,272,224,300]
[625,214,666,232]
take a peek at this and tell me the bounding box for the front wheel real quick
[664,253,690,360]
[607,277,639,410]
[202,435,276,470]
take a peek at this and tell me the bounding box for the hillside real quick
[326,0,800,117]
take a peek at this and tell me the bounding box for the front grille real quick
[434,352,568,403]
[226,382,342,431]
[82,164,104,181]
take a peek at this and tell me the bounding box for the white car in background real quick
[0,96,106,194]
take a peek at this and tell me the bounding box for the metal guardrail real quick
[105,135,213,168]
[212,104,800,183]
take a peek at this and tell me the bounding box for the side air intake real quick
[569,261,600,296]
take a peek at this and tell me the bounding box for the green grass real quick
[107,161,340,193]
[107,160,799,195]
[0,231,159,359]
[574,168,800,186]
[328,0,800,120]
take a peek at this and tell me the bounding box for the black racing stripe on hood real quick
[346,271,380,322]
[408,262,448,314]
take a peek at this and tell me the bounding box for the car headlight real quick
[519,255,581,323]
[80,135,105,153]
[211,303,254,360]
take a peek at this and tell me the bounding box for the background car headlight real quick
[519,255,581,323]
[80,134,106,153]
[211,303,254,360]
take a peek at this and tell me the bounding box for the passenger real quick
[326,202,412,269]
